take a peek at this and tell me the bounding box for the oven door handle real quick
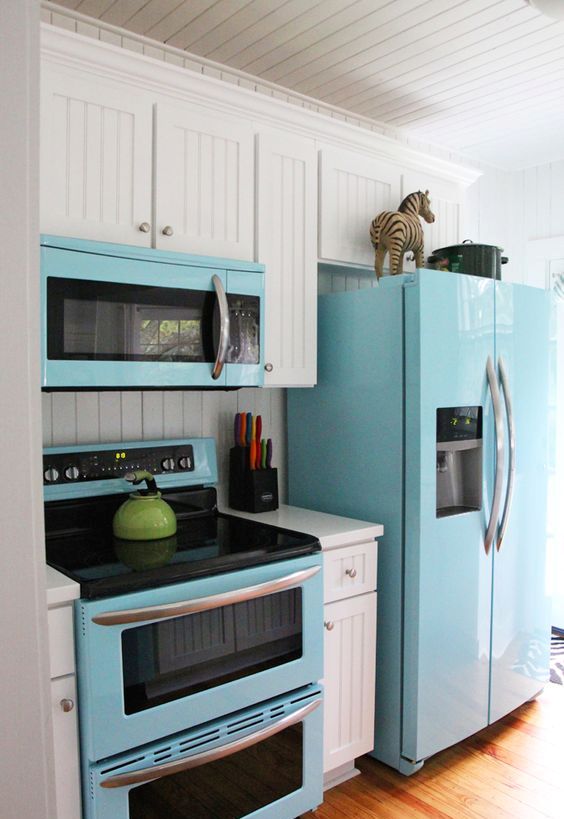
[91,565,320,625]
[100,697,322,789]
[211,273,230,380]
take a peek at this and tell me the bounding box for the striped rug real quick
[551,629,564,685]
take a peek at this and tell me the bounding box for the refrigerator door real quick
[489,282,551,723]
[402,270,496,765]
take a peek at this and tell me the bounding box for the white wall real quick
[42,388,288,506]
[0,3,55,817]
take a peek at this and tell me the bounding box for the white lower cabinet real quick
[48,603,81,819]
[322,541,377,787]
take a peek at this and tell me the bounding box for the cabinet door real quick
[51,675,81,819]
[401,171,462,270]
[154,104,254,259]
[41,65,153,246]
[323,592,377,774]
[319,147,400,267]
[257,131,318,386]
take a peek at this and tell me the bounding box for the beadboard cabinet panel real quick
[319,147,401,268]
[323,592,377,775]
[154,103,254,259]
[257,131,318,386]
[41,65,153,245]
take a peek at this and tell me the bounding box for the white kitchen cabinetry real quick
[41,70,254,260]
[257,131,318,386]
[323,540,377,787]
[48,599,81,819]
[319,147,401,268]
[41,66,153,246]
[155,104,254,260]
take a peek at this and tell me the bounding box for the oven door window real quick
[47,277,215,363]
[128,723,303,819]
[121,588,303,714]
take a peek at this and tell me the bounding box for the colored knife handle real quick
[246,412,252,446]
[234,413,241,447]
[256,415,262,444]
[249,440,255,471]
[252,415,257,443]
[261,439,267,469]
[266,438,272,469]
[240,413,247,447]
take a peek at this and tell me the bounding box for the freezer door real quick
[489,282,551,723]
[402,270,496,765]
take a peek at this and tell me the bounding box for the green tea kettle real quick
[112,471,177,541]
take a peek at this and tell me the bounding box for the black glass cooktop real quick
[45,488,320,599]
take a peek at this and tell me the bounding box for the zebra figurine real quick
[369,190,435,279]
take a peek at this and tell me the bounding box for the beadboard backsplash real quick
[42,388,287,508]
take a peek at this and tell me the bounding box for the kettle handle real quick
[462,239,474,244]
[125,470,158,493]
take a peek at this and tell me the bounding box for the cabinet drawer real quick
[324,541,377,603]
[48,605,75,679]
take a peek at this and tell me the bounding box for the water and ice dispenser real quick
[436,407,482,518]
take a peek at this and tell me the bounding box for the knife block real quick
[228,447,278,513]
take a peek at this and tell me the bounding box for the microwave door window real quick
[47,278,216,363]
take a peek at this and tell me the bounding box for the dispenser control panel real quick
[437,406,482,443]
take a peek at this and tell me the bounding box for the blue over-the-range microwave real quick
[40,236,265,390]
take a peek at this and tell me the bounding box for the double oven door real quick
[76,554,323,762]
[85,685,323,819]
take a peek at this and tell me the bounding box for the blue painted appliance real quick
[288,269,551,774]
[40,235,265,389]
[44,438,323,818]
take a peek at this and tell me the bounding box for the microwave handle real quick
[91,565,320,625]
[100,697,321,789]
[211,274,230,380]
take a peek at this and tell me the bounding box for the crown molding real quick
[40,24,482,188]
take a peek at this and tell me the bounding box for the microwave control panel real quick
[43,444,195,485]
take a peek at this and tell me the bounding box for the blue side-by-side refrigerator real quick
[288,269,552,775]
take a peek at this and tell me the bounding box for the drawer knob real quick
[324,621,334,631]
[162,225,174,236]
[138,222,151,233]
[60,698,74,713]
[264,363,273,373]
[345,567,358,578]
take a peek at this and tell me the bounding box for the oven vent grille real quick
[96,685,321,782]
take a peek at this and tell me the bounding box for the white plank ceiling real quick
[49,0,564,169]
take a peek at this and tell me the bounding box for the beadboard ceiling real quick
[48,0,564,170]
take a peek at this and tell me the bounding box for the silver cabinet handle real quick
[100,697,321,789]
[264,363,273,373]
[485,355,505,556]
[211,274,230,380]
[497,356,515,552]
[138,222,151,233]
[345,568,357,578]
[92,565,320,626]
[161,225,174,236]
[324,621,334,631]
[60,699,74,713]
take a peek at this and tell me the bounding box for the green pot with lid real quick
[112,470,177,541]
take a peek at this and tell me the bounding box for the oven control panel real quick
[43,444,195,485]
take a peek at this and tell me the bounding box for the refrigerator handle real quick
[485,356,505,555]
[496,356,515,551]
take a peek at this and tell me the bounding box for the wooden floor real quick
[304,683,564,818]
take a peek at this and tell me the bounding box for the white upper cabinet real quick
[154,104,254,260]
[41,66,153,246]
[401,171,463,269]
[257,131,318,387]
[319,147,401,268]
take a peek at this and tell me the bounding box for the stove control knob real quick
[161,457,175,472]
[178,455,192,470]
[44,466,59,483]
[64,465,80,481]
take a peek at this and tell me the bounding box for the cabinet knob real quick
[345,567,358,578]
[138,222,151,233]
[161,225,174,237]
[264,363,273,373]
[60,698,74,713]
[324,621,335,631]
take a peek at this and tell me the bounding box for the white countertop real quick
[46,565,80,607]
[221,504,383,550]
